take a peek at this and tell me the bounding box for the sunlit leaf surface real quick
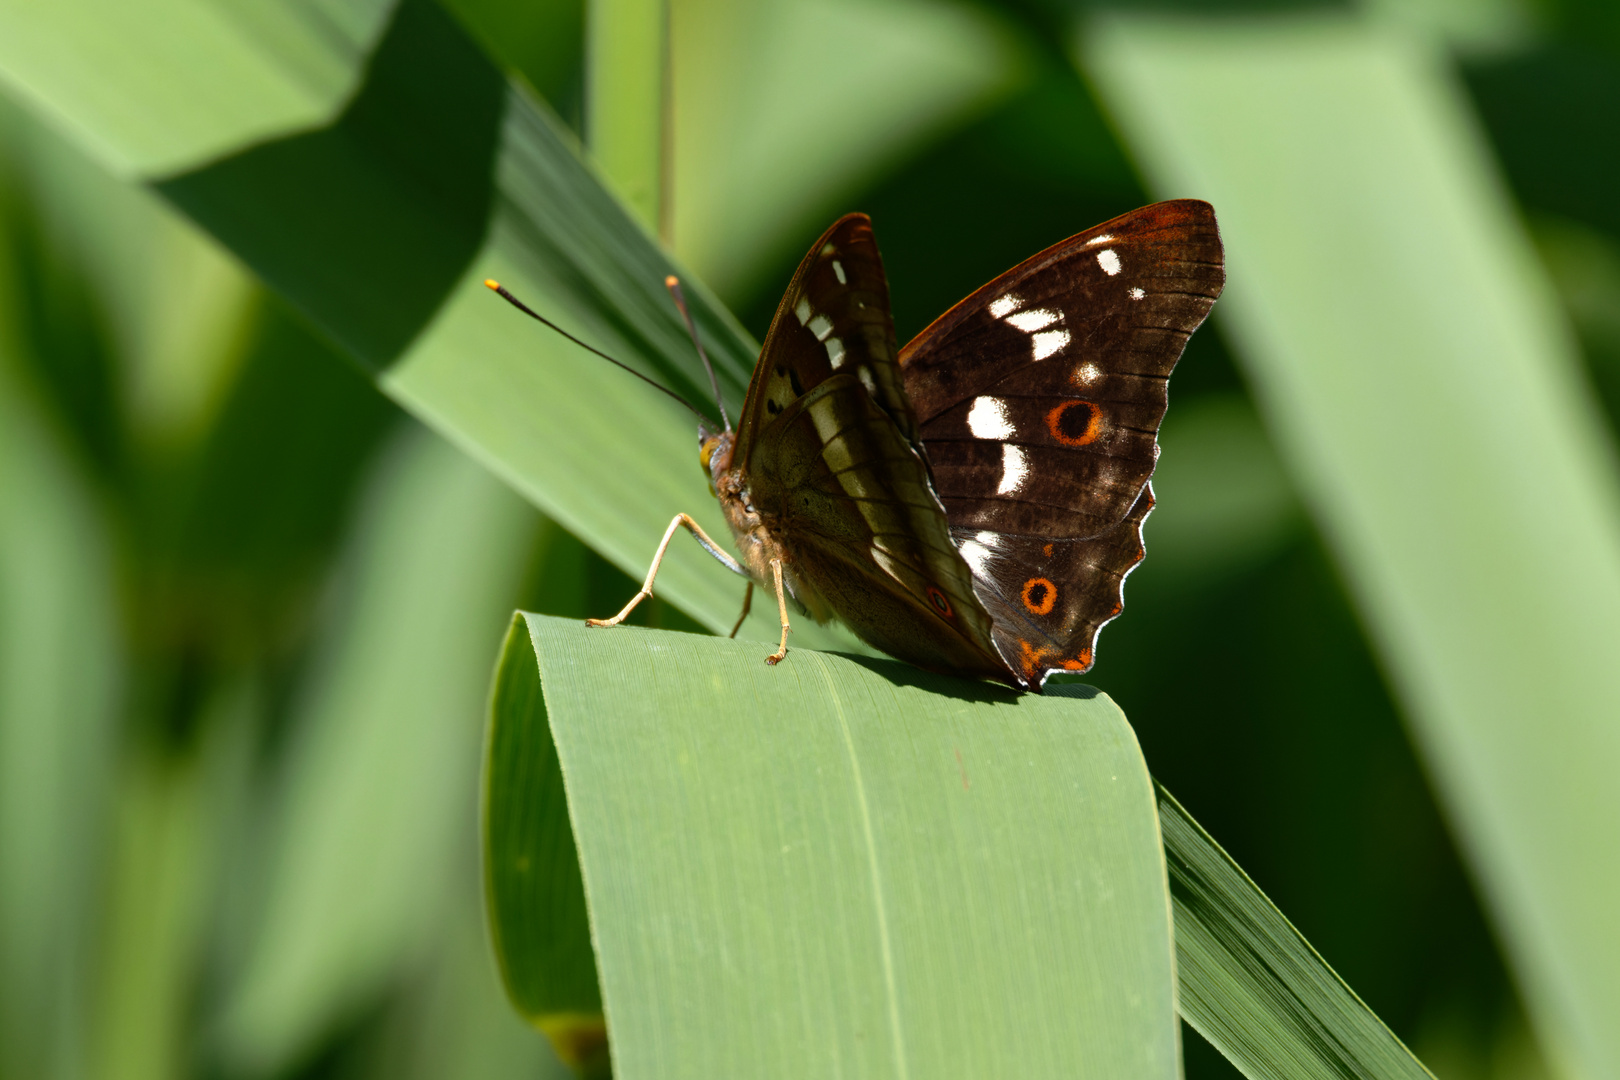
[486,615,1178,1080]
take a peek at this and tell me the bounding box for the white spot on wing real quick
[809,396,843,445]
[1031,329,1069,360]
[807,314,834,341]
[974,530,1000,549]
[1097,249,1122,276]
[826,336,846,368]
[958,539,994,576]
[1005,307,1061,333]
[967,396,1014,439]
[1087,234,1114,246]
[857,365,877,396]
[997,444,1029,495]
[832,260,846,285]
[989,293,1023,318]
[1074,361,1102,385]
[821,433,854,473]
[1129,286,1145,300]
[795,298,812,325]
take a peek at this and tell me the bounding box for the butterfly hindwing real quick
[746,375,1007,680]
[957,484,1155,684]
[900,200,1223,539]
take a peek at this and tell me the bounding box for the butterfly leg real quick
[587,513,744,629]
[764,559,791,665]
[728,582,753,639]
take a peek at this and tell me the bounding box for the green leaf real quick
[0,0,1017,651]
[1159,785,1431,1080]
[485,615,1178,1079]
[0,0,392,176]
[667,0,1025,300]
[140,0,839,647]
[587,0,667,233]
[0,313,120,1080]
[1085,16,1620,1079]
[218,428,540,1076]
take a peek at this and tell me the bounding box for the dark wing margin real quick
[901,200,1223,539]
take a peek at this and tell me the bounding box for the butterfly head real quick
[699,428,736,498]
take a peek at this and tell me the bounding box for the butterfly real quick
[494,200,1223,690]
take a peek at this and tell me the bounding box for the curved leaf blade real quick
[485,616,1178,1080]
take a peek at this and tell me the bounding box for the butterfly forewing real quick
[737,215,921,460]
[735,215,1009,682]
[900,200,1223,539]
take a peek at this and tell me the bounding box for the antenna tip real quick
[664,275,680,288]
[484,278,501,291]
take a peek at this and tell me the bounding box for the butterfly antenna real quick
[484,280,712,426]
[664,275,730,432]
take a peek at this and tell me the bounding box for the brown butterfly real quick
[492,201,1223,690]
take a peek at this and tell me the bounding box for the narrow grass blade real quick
[668,0,1024,299]
[587,0,667,234]
[485,616,1178,1080]
[1085,18,1620,1079]
[1159,785,1432,1080]
[0,349,120,1080]
[219,428,539,1076]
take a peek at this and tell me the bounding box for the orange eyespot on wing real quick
[1046,400,1101,446]
[1021,577,1057,615]
[926,585,954,618]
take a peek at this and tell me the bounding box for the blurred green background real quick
[0,0,1617,1078]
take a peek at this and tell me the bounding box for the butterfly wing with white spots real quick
[954,486,1154,686]
[735,214,923,460]
[901,200,1223,537]
[902,201,1224,683]
[731,214,1009,682]
[746,375,1007,680]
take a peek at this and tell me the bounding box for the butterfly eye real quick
[926,586,953,618]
